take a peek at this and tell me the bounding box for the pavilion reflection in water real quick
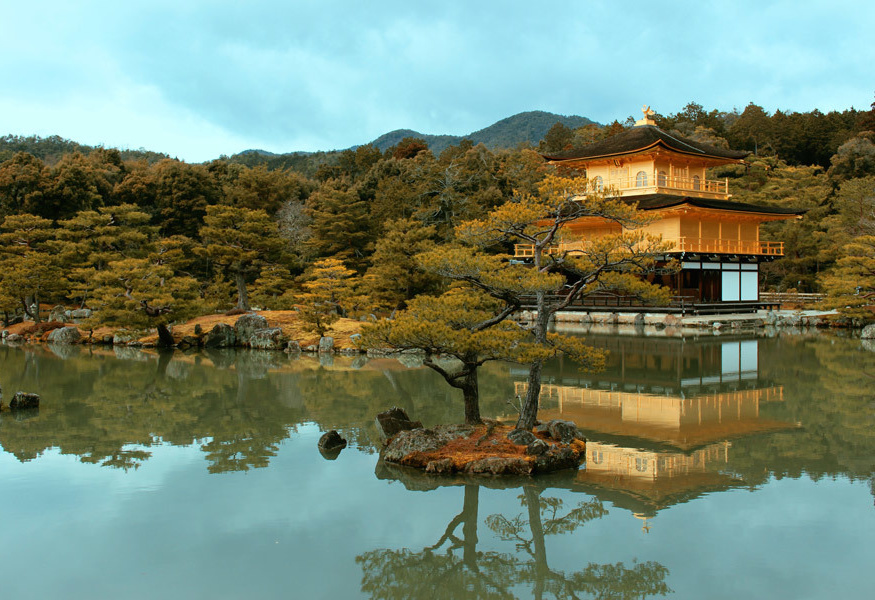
[514,335,796,524]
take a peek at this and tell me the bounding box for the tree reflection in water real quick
[357,478,671,600]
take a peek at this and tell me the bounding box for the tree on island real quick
[456,174,670,429]
[363,175,669,429]
[362,255,602,425]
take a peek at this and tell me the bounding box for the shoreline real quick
[0,308,865,355]
[516,308,848,332]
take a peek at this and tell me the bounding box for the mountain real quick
[2,110,598,170]
[367,111,598,155]
[0,134,170,166]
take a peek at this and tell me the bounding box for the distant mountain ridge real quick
[1,110,598,169]
[0,134,170,165]
[367,111,598,154]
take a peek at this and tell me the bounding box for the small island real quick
[375,408,586,476]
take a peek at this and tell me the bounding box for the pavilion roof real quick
[630,193,807,216]
[543,124,748,162]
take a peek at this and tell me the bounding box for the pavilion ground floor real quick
[520,255,786,315]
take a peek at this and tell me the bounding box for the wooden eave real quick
[650,204,804,222]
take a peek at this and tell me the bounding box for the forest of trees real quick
[0,98,873,333]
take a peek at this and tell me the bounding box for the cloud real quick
[1,0,872,161]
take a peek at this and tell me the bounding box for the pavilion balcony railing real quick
[514,238,783,258]
[671,237,783,256]
[585,174,729,198]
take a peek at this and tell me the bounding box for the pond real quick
[0,331,873,599]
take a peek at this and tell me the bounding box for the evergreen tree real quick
[305,183,373,264]
[251,264,295,310]
[197,205,284,310]
[0,214,65,322]
[54,204,156,307]
[88,254,202,345]
[361,218,439,311]
[0,152,47,216]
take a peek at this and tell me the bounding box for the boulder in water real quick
[318,336,335,353]
[47,326,81,344]
[234,313,268,346]
[249,328,286,350]
[318,430,348,451]
[375,407,423,440]
[10,392,40,410]
[204,323,236,348]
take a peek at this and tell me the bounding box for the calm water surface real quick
[0,332,873,599]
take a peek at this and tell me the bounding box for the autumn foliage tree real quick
[292,257,356,337]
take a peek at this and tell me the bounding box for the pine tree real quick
[361,218,439,311]
[0,214,65,322]
[197,205,284,310]
[251,264,295,310]
[54,204,155,307]
[88,255,202,345]
[363,175,669,429]
[306,184,373,264]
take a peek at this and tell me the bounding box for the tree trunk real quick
[234,269,250,310]
[517,292,551,430]
[517,359,542,430]
[21,296,39,324]
[423,356,483,426]
[461,368,483,426]
[460,352,483,425]
[156,323,175,348]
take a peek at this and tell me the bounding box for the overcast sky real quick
[1,0,872,162]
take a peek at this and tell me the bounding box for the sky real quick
[1,0,872,163]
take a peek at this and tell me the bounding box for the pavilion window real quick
[657,170,667,186]
[635,171,648,187]
[592,175,604,192]
[693,175,701,190]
